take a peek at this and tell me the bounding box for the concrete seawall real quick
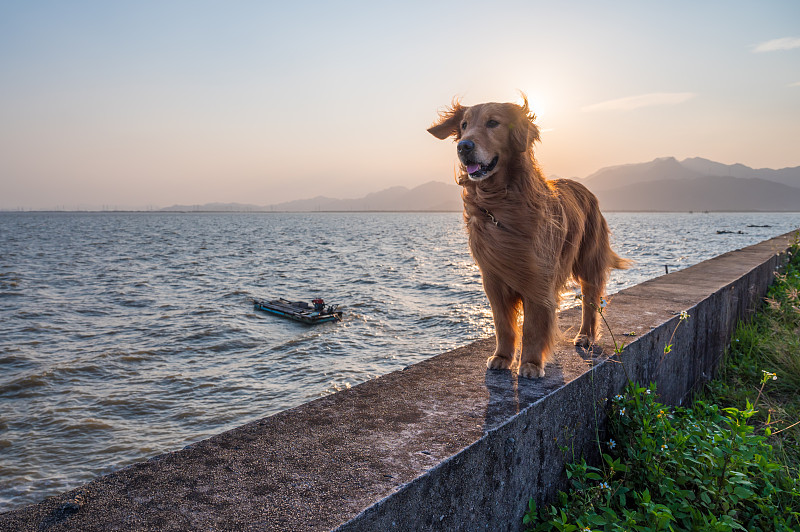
[1,230,796,532]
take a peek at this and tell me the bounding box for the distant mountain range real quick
[160,181,463,212]
[159,157,800,213]
[265,181,462,212]
[582,157,800,211]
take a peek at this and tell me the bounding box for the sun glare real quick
[521,92,548,120]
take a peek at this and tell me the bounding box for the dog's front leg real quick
[518,298,558,378]
[482,274,518,371]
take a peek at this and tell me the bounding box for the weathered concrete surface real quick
[1,231,796,532]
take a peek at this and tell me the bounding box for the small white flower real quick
[762,370,778,381]
[661,444,669,451]
[680,310,690,320]
[645,389,652,395]
[608,439,616,449]
[614,394,624,401]
[599,482,610,490]
[619,407,626,416]
[600,298,608,308]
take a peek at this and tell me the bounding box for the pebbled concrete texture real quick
[1,230,796,532]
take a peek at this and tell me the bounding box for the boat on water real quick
[253,298,342,324]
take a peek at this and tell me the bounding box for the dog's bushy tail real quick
[611,252,633,270]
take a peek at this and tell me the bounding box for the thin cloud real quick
[791,81,800,87]
[753,37,800,52]
[581,92,696,112]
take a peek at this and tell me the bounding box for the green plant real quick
[662,311,690,357]
[524,383,800,531]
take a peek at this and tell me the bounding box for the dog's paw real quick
[573,334,593,348]
[486,355,513,370]
[518,362,545,379]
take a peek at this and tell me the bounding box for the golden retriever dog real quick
[428,96,629,378]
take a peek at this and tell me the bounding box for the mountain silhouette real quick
[582,157,800,211]
[266,181,462,211]
[680,157,800,188]
[160,181,462,212]
[582,157,703,190]
[592,176,800,212]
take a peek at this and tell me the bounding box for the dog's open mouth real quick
[466,156,498,179]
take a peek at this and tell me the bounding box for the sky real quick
[1,1,799,210]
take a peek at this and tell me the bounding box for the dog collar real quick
[480,208,504,229]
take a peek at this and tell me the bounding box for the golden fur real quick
[428,97,629,378]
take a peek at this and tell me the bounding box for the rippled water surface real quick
[1,211,799,509]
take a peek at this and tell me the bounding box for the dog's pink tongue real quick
[467,164,481,174]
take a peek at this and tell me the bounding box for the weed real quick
[524,383,800,531]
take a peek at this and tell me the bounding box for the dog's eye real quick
[486,119,499,128]
[461,121,467,130]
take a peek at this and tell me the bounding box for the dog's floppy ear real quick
[510,95,540,152]
[427,100,466,140]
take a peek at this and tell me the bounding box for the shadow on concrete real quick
[483,361,569,432]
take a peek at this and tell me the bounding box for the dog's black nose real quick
[457,139,474,155]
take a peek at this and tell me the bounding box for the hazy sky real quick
[1,1,798,209]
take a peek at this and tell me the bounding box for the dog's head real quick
[427,97,540,182]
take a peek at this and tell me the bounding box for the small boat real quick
[253,297,342,324]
